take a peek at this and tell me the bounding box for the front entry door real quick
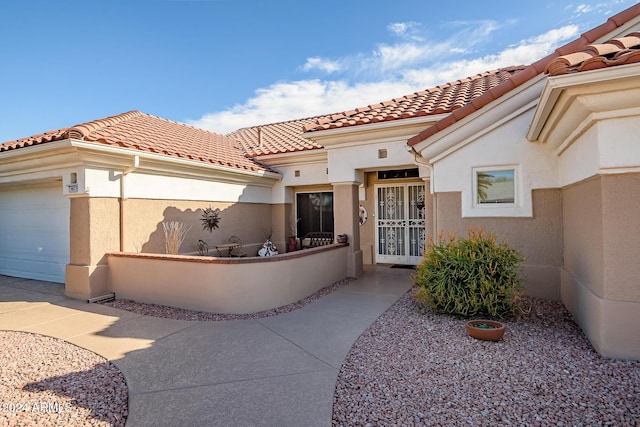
[375,183,426,265]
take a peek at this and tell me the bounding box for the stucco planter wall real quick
[107,244,349,314]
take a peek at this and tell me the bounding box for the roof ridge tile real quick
[67,110,143,139]
[607,35,640,48]
[4,110,277,174]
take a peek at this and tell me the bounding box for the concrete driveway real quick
[0,266,413,426]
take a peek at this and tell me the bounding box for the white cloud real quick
[401,24,579,88]
[302,57,342,73]
[570,1,631,18]
[498,24,579,64]
[376,43,433,71]
[387,22,411,36]
[387,21,423,41]
[188,24,580,135]
[188,79,418,134]
[451,19,502,40]
[574,4,595,15]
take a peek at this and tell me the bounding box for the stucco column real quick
[66,196,120,299]
[332,181,363,277]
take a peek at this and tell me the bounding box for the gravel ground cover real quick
[0,331,128,427]
[0,278,354,427]
[333,289,640,426]
[4,278,638,426]
[102,277,355,321]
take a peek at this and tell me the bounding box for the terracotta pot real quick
[466,320,505,341]
[287,236,297,252]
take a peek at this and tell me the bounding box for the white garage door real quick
[0,182,70,283]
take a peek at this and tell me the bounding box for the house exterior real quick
[0,112,282,298]
[1,4,639,359]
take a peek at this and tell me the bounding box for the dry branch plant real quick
[162,221,191,254]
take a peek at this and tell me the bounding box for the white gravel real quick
[0,331,128,427]
[333,289,640,426]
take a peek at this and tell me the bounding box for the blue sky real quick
[0,0,636,142]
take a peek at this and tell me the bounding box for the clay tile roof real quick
[546,31,640,75]
[233,66,525,157]
[302,66,525,134]
[408,3,640,147]
[229,115,333,157]
[1,111,276,174]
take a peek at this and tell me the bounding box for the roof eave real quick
[412,76,546,164]
[68,140,282,182]
[528,62,640,142]
[251,148,327,165]
[303,115,448,146]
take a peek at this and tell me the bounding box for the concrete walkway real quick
[0,266,413,426]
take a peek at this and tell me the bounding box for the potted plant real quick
[258,224,278,257]
[413,228,526,339]
[466,320,506,341]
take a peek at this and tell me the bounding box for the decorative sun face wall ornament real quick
[359,205,368,225]
[200,206,221,232]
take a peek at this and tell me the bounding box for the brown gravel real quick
[0,331,128,427]
[0,278,354,427]
[5,278,638,426]
[332,289,640,426]
[101,277,356,321]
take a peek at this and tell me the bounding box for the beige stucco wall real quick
[123,198,272,256]
[433,189,563,300]
[561,173,640,359]
[271,202,290,251]
[601,174,640,301]
[562,177,605,297]
[67,196,275,299]
[66,197,120,299]
[107,245,349,314]
[333,182,363,276]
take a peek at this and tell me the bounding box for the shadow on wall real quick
[139,203,273,256]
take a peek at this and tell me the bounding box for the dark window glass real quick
[296,192,334,237]
[377,168,419,180]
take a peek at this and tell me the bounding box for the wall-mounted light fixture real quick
[67,172,78,193]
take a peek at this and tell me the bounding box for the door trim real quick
[374,182,426,265]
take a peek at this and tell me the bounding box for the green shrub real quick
[413,228,525,318]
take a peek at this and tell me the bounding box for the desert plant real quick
[200,206,221,233]
[162,221,191,254]
[413,228,525,318]
[261,223,274,241]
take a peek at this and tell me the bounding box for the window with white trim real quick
[474,168,516,206]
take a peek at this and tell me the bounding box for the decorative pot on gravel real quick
[466,320,506,341]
